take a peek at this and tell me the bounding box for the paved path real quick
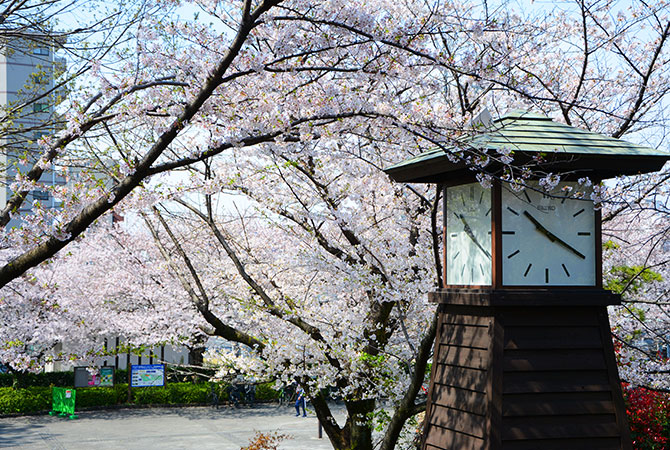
[0,404,345,449]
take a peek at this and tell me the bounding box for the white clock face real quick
[445,183,492,286]
[501,182,596,286]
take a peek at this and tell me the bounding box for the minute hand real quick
[522,210,586,259]
[458,213,492,259]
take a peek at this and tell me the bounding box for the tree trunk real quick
[345,398,376,450]
[311,392,376,450]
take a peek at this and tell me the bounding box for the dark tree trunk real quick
[311,392,376,450]
[345,398,376,450]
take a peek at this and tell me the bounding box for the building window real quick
[32,190,49,201]
[32,103,49,113]
[33,47,49,56]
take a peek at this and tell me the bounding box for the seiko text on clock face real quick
[501,182,595,286]
[445,182,492,285]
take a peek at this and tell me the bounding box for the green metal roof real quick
[384,111,670,183]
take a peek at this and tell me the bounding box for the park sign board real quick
[74,366,115,388]
[131,364,166,387]
[99,366,114,386]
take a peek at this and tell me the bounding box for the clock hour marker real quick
[545,268,549,283]
[480,264,485,275]
[502,231,516,235]
[573,208,585,217]
[524,191,532,203]
[523,263,532,277]
[507,249,520,259]
[561,196,567,204]
[577,232,591,236]
[451,233,458,238]
[479,191,484,204]
[461,194,466,206]
[507,206,520,216]
[461,265,466,276]
[453,251,460,259]
[562,264,570,277]
[486,207,491,216]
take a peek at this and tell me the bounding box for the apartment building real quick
[0,37,66,228]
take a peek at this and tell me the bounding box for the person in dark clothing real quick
[294,385,306,417]
[228,384,240,407]
[245,383,256,406]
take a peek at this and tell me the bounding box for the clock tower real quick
[385,111,670,450]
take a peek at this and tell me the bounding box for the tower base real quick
[422,289,631,450]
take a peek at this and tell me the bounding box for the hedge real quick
[0,381,280,415]
[0,371,74,388]
[0,387,51,414]
[133,383,209,405]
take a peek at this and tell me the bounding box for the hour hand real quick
[522,210,585,259]
[457,213,491,258]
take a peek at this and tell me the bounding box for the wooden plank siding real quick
[423,307,493,450]
[423,300,631,450]
[499,306,628,449]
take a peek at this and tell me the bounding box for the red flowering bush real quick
[623,384,670,450]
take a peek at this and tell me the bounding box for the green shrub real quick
[133,386,170,405]
[0,387,51,414]
[76,386,124,408]
[0,380,281,415]
[256,383,280,401]
[0,373,11,387]
[0,371,74,388]
[168,383,209,404]
[132,383,209,405]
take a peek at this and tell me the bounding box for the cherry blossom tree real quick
[1,0,668,282]
[604,207,670,390]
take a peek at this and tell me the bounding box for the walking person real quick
[245,383,256,406]
[295,384,307,417]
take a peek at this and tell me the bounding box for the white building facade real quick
[0,37,66,228]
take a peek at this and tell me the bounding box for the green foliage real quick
[132,383,209,405]
[76,385,126,408]
[371,408,391,432]
[0,371,73,388]
[0,387,51,414]
[255,383,280,401]
[0,380,279,415]
[603,240,620,251]
[358,351,396,392]
[605,265,662,295]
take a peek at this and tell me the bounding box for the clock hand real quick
[522,210,586,259]
[458,213,492,258]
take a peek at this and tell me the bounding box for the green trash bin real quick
[49,387,77,419]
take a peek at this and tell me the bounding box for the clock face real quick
[501,182,596,286]
[445,182,492,286]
